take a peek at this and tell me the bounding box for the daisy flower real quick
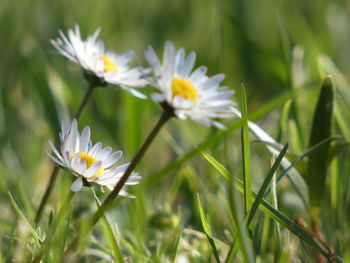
[144,41,236,128]
[47,119,140,195]
[50,25,147,98]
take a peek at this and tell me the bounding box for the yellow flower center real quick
[101,55,119,72]
[78,152,104,178]
[171,77,198,102]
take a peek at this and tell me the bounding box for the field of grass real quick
[1,0,350,262]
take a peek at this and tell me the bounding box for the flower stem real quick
[34,83,96,224]
[64,110,173,257]
[74,83,96,120]
[34,165,60,224]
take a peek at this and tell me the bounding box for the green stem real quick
[74,83,96,120]
[34,83,96,224]
[64,110,173,257]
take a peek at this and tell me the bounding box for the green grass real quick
[1,0,350,262]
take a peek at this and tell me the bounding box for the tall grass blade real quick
[307,76,334,209]
[278,100,292,142]
[231,107,309,205]
[228,176,255,263]
[195,194,221,263]
[275,136,340,188]
[240,83,253,214]
[91,189,124,263]
[200,152,344,262]
[225,241,239,263]
[201,151,230,180]
[8,191,43,245]
[247,143,288,226]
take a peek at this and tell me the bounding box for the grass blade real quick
[228,177,255,263]
[8,191,43,245]
[273,136,341,195]
[231,107,309,205]
[278,100,292,142]
[240,83,253,214]
[91,189,124,263]
[247,143,288,226]
[200,151,230,180]
[195,194,221,263]
[200,152,343,262]
[225,241,239,263]
[307,76,334,209]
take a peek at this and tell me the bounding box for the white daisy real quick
[50,25,147,98]
[144,41,236,128]
[47,119,140,195]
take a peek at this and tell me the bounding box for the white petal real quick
[163,41,176,66]
[99,166,120,178]
[144,45,162,75]
[88,142,102,156]
[163,41,176,79]
[119,189,133,197]
[48,140,64,162]
[103,151,122,168]
[95,147,112,160]
[47,153,65,167]
[175,48,185,74]
[79,126,91,153]
[211,120,226,129]
[71,178,83,192]
[61,120,69,137]
[122,87,147,99]
[179,51,196,77]
[201,74,225,90]
[109,163,129,175]
[84,160,102,178]
[189,66,207,82]
[112,50,134,66]
[90,27,101,42]
[151,93,165,102]
[124,173,141,185]
[63,151,71,167]
[172,96,195,109]
[87,141,92,151]
[69,119,79,153]
[71,154,86,175]
[174,110,187,120]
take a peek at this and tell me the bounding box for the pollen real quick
[78,152,104,178]
[171,77,198,102]
[101,55,119,72]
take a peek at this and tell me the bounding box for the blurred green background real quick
[1,0,350,261]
